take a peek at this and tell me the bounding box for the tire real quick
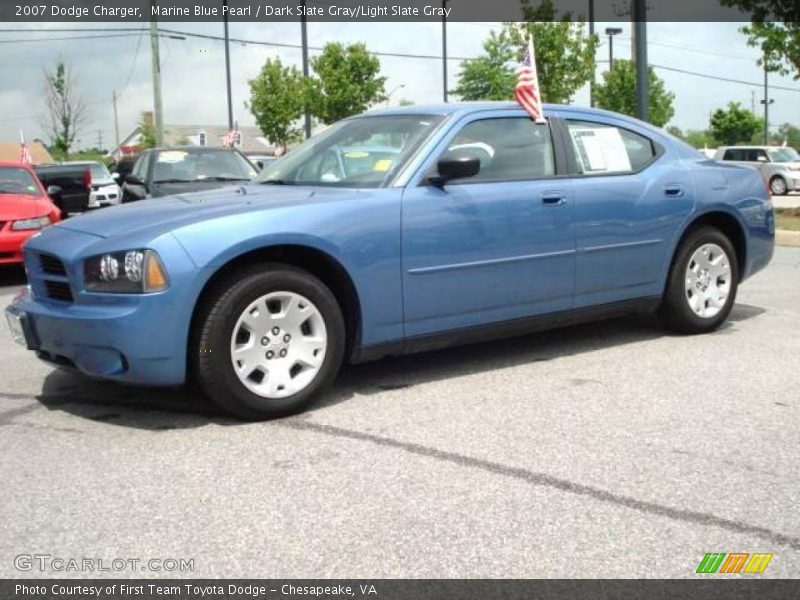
[659,226,739,334]
[191,263,345,420]
[769,175,788,196]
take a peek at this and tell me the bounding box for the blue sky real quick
[1,20,798,149]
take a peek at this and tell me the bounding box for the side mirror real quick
[46,185,62,201]
[111,172,121,182]
[255,160,265,170]
[430,154,481,186]
[124,173,144,186]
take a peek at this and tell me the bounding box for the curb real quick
[776,229,800,247]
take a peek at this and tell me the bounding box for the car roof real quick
[147,146,241,153]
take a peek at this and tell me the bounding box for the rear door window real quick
[566,120,657,174]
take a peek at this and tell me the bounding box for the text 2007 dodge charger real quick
[5,103,774,419]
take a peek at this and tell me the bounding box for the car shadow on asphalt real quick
[33,302,766,431]
[0,264,27,287]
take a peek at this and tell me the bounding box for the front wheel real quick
[192,264,345,420]
[769,176,787,196]
[660,227,739,334]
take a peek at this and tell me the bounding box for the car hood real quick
[149,179,254,197]
[0,194,52,221]
[55,184,348,238]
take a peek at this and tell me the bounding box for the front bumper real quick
[0,229,38,264]
[88,185,121,208]
[7,286,186,385]
[4,225,197,386]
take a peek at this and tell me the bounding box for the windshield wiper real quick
[260,179,291,185]
[200,176,251,182]
[152,178,195,184]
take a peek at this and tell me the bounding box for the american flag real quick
[515,36,546,123]
[223,122,240,148]
[19,130,32,165]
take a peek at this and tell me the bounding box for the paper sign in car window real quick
[344,151,369,159]
[373,159,393,172]
[158,151,188,163]
[570,127,631,173]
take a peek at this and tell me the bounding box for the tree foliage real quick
[247,57,305,151]
[719,1,800,79]
[709,102,762,146]
[451,30,517,101]
[593,59,676,127]
[772,122,800,148]
[453,0,597,104]
[139,115,157,150]
[306,42,387,125]
[42,61,87,156]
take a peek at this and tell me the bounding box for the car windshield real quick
[257,114,445,188]
[151,149,258,183]
[87,162,112,181]
[0,166,40,196]
[767,148,800,162]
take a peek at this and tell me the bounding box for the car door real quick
[401,111,575,338]
[562,117,695,307]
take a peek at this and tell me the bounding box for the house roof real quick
[0,141,54,165]
[108,123,276,158]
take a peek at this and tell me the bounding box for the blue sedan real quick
[5,103,774,419]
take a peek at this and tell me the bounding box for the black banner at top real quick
[0,0,791,23]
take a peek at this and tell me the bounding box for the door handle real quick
[664,184,684,197]
[541,191,567,206]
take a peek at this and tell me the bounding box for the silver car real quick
[62,161,122,208]
[714,146,800,195]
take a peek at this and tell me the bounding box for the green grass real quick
[776,208,800,231]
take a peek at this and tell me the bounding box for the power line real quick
[0,33,144,43]
[651,63,800,93]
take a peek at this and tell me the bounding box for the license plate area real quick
[5,309,37,350]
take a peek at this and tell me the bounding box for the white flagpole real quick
[527,35,546,123]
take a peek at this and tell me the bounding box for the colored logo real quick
[696,552,773,574]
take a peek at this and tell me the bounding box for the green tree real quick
[684,130,716,149]
[139,115,157,150]
[453,1,597,104]
[306,42,386,125]
[719,1,800,79]
[247,57,305,151]
[709,102,762,145]
[42,61,87,156]
[451,30,516,101]
[593,59,675,127]
[771,123,800,148]
[666,126,684,139]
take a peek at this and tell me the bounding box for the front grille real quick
[95,195,107,201]
[44,280,74,303]
[0,221,5,230]
[40,253,67,276]
[0,252,13,259]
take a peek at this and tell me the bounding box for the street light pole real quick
[223,0,234,132]
[605,27,622,71]
[761,63,775,145]
[441,0,448,102]
[633,0,648,122]
[149,1,164,146]
[588,0,595,107]
[301,0,311,138]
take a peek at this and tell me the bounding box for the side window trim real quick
[559,118,664,178]
[415,111,566,187]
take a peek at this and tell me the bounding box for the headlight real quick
[11,216,51,231]
[84,249,169,293]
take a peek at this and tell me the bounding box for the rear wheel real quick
[192,264,345,420]
[769,175,787,196]
[660,227,738,334]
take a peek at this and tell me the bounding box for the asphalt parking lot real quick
[0,246,799,579]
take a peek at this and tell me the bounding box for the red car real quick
[0,162,61,265]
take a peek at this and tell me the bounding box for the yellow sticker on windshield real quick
[373,159,393,172]
[344,151,369,158]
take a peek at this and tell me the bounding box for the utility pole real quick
[223,0,234,132]
[588,0,595,107]
[633,0,648,122]
[149,1,164,146]
[300,0,311,139]
[442,0,448,102]
[112,89,120,151]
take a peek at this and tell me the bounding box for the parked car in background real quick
[0,162,61,265]
[61,161,121,209]
[714,145,800,195]
[122,147,258,202]
[113,155,138,183]
[243,152,277,170]
[6,103,774,419]
[33,163,91,214]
